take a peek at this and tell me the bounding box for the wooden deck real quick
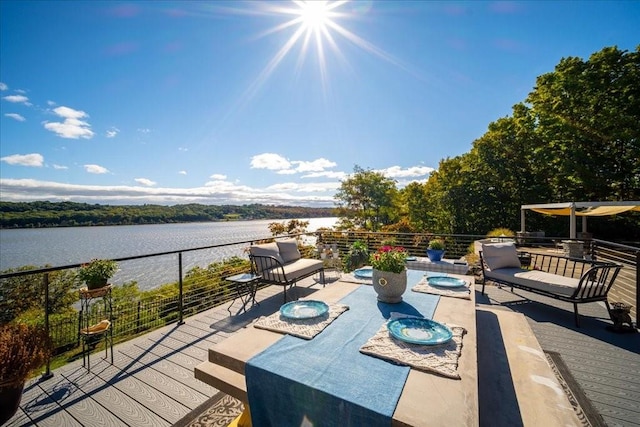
[6,271,640,427]
[6,280,326,427]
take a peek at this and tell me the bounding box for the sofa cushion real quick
[250,242,284,265]
[277,239,301,264]
[263,258,323,282]
[482,242,521,271]
[485,268,582,297]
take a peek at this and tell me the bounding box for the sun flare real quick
[297,1,332,32]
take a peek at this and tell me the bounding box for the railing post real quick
[136,301,142,333]
[41,273,53,381]
[636,251,639,327]
[178,252,185,325]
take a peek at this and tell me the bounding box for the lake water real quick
[0,218,337,290]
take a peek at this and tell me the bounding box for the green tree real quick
[334,166,398,231]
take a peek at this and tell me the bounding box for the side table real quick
[226,273,261,315]
[79,285,114,372]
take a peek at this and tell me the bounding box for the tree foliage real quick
[0,202,334,229]
[363,46,639,239]
[334,166,399,231]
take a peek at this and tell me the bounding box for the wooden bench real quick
[477,306,582,426]
[480,243,622,326]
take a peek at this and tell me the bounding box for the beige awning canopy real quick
[521,201,640,238]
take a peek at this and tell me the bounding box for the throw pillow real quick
[482,242,521,270]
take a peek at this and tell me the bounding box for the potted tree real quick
[370,245,408,303]
[78,259,118,290]
[427,239,446,262]
[344,241,369,272]
[0,323,52,424]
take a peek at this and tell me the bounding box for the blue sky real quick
[1,1,638,207]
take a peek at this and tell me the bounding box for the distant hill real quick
[0,201,336,228]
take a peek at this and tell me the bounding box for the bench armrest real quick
[249,254,289,284]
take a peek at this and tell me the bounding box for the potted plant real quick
[0,323,52,424]
[344,240,369,272]
[369,245,408,303]
[78,258,118,290]
[427,239,446,262]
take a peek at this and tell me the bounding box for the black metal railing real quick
[1,230,637,380]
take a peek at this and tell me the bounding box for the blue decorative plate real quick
[280,300,329,319]
[387,318,453,345]
[405,256,417,261]
[354,267,373,279]
[427,276,468,288]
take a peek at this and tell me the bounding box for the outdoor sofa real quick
[249,239,325,303]
[479,242,622,326]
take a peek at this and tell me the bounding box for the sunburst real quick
[216,0,409,128]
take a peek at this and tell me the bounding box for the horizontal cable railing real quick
[1,230,637,379]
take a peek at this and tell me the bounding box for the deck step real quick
[195,361,248,402]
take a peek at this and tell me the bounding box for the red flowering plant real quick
[369,246,408,273]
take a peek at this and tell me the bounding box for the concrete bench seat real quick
[249,239,324,303]
[479,242,622,326]
[477,306,582,426]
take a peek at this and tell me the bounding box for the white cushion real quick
[481,242,521,271]
[249,242,284,264]
[484,268,583,297]
[277,239,301,264]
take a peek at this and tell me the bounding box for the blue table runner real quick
[245,270,439,427]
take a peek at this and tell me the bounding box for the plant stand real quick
[79,285,114,371]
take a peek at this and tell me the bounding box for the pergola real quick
[520,201,640,239]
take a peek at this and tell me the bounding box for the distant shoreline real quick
[0,201,335,229]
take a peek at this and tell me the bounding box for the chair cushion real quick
[277,239,301,264]
[482,242,521,271]
[250,242,284,264]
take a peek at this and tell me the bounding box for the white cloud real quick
[84,164,109,174]
[138,128,151,134]
[178,147,188,152]
[0,82,7,91]
[0,178,336,207]
[250,153,291,170]
[0,153,44,167]
[106,127,119,138]
[301,170,346,179]
[276,169,298,175]
[47,100,56,106]
[267,181,341,193]
[135,178,156,186]
[2,94,29,104]
[53,164,68,170]
[43,106,94,139]
[178,170,187,175]
[378,165,435,178]
[4,113,25,122]
[291,158,337,172]
[209,173,227,180]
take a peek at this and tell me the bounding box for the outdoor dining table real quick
[195,270,478,427]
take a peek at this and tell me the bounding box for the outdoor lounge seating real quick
[249,239,325,303]
[480,242,622,326]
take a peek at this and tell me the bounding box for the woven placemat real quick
[412,276,472,300]
[253,303,349,339]
[360,319,466,379]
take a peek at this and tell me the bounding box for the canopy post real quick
[520,208,526,233]
[570,203,576,239]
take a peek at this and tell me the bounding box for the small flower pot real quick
[427,249,445,262]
